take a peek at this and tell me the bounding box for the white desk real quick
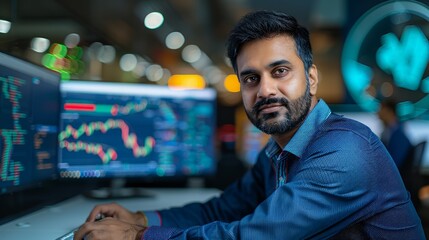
[0,188,221,240]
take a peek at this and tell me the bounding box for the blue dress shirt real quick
[142,99,425,239]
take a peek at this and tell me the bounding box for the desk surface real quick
[0,188,221,240]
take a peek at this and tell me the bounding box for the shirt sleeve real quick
[143,211,162,226]
[150,150,270,229]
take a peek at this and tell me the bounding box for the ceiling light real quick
[182,45,201,63]
[31,37,50,53]
[132,61,149,77]
[97,45,116,64]
[119,54,138,72]
[88,42,103,59]
[146,64,163,82]
[0,19,11,33]
[144,12,164,29]
[64,33,80,48]
[165,32,185,50]
[202,66,224,84]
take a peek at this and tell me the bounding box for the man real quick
[74,10,425,239]
[377,99,419,208]
[377,99,413,168]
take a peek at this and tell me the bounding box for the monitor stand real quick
[84,178,155,199]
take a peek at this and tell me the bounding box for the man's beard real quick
[246,83,312,135]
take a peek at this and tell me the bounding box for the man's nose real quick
[257,77,277,98]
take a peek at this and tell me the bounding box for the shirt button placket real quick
[279,176,285,185]
[276,152,287,187]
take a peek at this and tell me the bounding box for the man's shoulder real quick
[322,113,373,134]
[313,113,377,145]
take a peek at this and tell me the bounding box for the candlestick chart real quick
[58,82,216,179]
[59,99,155,164]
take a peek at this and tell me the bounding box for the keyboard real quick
[55,227,77,240]
[56,214,103,240]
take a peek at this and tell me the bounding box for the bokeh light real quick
[144,12,164,29]
[31,37,50,53]
[146,64,163,82]
[165,32,185,49]
[119,54,138,72]
[0,20,11,33]
[64,33,80,48]
[168,74,206,89]
[51,43,67,58]
[42,43,84,80]
[182,45,201,63]
[88,42,103,59]
[97,45,116,63]
[132,61,149,78]
[224,74,240,93]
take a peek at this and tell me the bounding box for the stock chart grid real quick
[58,82,216,179]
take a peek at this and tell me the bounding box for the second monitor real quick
[58,80,217,197]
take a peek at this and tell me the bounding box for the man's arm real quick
[144,149,272,228]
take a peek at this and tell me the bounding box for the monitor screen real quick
[58,81,217,181]
[0,52,60,195]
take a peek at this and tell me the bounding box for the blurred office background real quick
[1,0,429,232]
[1,0,427,158]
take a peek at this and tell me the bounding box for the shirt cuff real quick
[144,211,162,226]
[142,226,182,240]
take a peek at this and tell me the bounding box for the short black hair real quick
[226,10,313,74]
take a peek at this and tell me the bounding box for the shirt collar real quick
[265,99,331,159]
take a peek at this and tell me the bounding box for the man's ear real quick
[308,64,319,96]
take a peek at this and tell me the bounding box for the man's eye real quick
[242,75,259,84]
[273,68,288,76]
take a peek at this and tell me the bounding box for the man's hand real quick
[85,203,147,226]
[73,217,146,240]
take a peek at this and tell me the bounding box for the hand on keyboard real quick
[55,214,104,240]
[55,227,78,240]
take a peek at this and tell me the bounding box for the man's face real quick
[236,35,318,135]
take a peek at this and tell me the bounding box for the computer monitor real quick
[0,52,60,195]
[58,80,217,198]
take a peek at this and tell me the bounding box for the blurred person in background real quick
[378,99,422,209]
[73,10,425,240]
[377,99,413,168]
[205,124,248,190]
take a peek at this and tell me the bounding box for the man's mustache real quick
[252,98,289,114]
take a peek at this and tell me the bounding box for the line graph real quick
[59,119,156,163]
[60,140,118,164]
